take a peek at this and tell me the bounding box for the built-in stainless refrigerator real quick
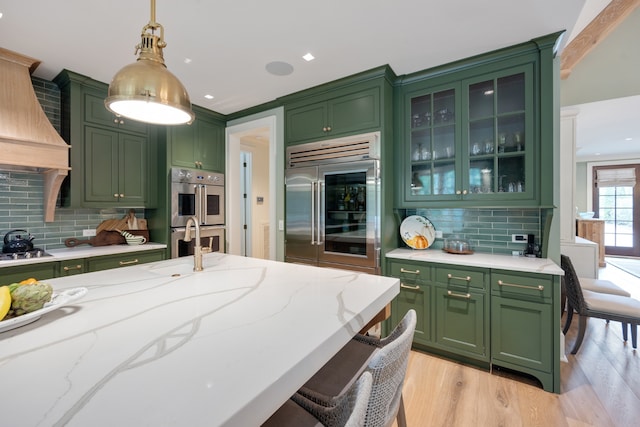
[285,132,381,274]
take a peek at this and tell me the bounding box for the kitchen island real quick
[0,253,399,426]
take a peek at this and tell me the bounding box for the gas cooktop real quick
[0,248,52,261]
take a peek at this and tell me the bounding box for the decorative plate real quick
[0,287,88,333]
[400,215,436,250]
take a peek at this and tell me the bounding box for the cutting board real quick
[95,213,147,234]
[64,230,125,247]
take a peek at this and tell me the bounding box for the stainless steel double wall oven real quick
[170,168,225,258]
[285,132,381,274]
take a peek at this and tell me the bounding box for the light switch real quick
[278,220,284,231]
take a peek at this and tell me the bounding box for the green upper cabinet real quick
[286,87,380,145]
[53,70,157,209]
[395,34,559,208]
[169,105,225,173]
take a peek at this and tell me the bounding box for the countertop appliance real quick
[285,132,381,274]
[171,168,225,227]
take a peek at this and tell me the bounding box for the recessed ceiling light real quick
[0,12,4,19]
[204,94,214,100]
[184,58,192,64]
[625,137,633,141]
[303,53,315,62]
[595,152,601,156]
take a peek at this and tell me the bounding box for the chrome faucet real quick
[184,216,211,271]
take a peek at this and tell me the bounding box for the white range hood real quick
[0,48,70,222]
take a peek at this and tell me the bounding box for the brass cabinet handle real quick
[63,264,83,271]
[119,259,139,266]
[113,193,119,198]
[400,282,420,290]
[119,194,125,198]
[447,273,471,281]
[400,268,420,275]
[447,290,471,299]
[498,280,544,291]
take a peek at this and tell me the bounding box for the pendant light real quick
[105,0,194,125]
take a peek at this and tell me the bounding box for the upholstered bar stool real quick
[297,309,417,427]
[262,371,372,427]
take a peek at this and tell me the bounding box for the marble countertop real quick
[0,253,399,426]
[0,243,167,268]
[386,248,563,275]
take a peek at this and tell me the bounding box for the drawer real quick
[388,260,430,284]
[88,250,165,272]
[58,259,87,277]
[491,271,553,301]
[435,265,487,290]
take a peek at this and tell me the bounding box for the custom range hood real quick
[0,48,70,222]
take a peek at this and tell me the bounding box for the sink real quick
[146,262,197,276]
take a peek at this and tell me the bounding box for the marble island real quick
[0,253,399,426]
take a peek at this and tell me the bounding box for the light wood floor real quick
[395,257,640,427]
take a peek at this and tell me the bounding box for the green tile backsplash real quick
[0,77,142,250]
[401,207,543,255]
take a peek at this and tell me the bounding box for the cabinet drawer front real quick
[88,250,165,272]
[58,260,87,276]
[394,285,431,345]
[435,265,486,290]
[0,263,57,285]
[389,261,430,284]
[491,271,552,300]
[434,287,487,358]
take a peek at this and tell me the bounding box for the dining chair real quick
[261,371,373,427]
[297,309,417,427]
[560,254,640,353]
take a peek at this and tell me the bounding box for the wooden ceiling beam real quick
[560,0,640,79]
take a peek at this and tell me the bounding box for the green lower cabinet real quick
[388,260,431,345]
[0,262,58,285]
[434,287,488,361]
[386,258,560,393]
[88,250,165,272]
[57,259,87,277]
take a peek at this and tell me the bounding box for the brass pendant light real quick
[105,0,194,125]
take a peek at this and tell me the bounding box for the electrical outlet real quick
[511,234,527,243]
[83,229,96,237]
[278,220,284,231]
[512,250,523,256]
[435,230,443,238]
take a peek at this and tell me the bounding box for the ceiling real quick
[0,0,636,161]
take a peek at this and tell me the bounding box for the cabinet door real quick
[83,91,148,135]
[84,126,119,203]
[198,118,225,173]
[58,259,87,277]
[170,123,198,168]
[286,102,328,144]
[119,133,147,205]
[434,287,487,360]
[388,261,431,345]
[462,65,534,202]
[327,88,379,136]
[0,263,57,285]
[406,84,461,202]
[491,296,552,373]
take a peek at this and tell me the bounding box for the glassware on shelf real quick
[481,168,492,193]
[412,114,422,128]
[412,144,421,161]
[421,144,431,160]
[513,132,523,151]
[484,140,494,154]
[471,142,481,156]
[498,133,507,153]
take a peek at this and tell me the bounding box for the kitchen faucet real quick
[184,216,211,271]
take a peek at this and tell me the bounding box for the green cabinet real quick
[169,105,225,172]
[0,262,57,285]
[396,34,559,208]
[388,260,432,346]
[433,265,489,361]
[87,249,165,272]
[57,259,87,277]
[84,127,148,205]
[285,86,380,145]
[490,270,557,392]
[386,257,560,393]
[53,70,157,208]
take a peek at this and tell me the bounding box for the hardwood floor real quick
[395,257,640,427]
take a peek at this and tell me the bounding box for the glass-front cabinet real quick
[403,63,536,206]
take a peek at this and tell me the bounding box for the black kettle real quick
[2,229,35,254]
